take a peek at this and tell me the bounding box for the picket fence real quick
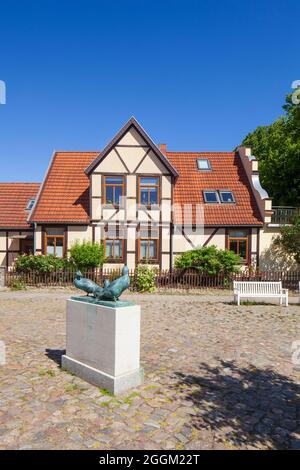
[4,268,300,291]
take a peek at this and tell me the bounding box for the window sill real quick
[105,259,124,264]
[138,259,159,264]
[138,204,160,210]
[102,204,124,210]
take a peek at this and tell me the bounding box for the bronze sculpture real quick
[73,266,130,302]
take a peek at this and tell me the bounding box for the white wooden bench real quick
[233,281,289,306]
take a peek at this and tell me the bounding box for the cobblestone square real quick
[0,289,299,449]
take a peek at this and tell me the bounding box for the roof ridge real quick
[54,150,100,154]
[167,151,235,154]
[0,182,40,185]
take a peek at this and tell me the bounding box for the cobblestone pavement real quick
[0,289,299,450]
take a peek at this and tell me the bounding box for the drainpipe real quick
[33,223,37,254]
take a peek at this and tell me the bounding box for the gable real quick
[85,117,178,177]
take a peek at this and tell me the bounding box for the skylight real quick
[203,191,219,203]
[219,191,235,203]
[26,199,35,211]
[197,158,211,171]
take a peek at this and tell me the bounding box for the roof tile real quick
[0,183,40,228]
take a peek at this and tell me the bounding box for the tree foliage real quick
[69,241,105,270]
[240,91,300,206]
[274,214,300,265]
[174,246,241,275]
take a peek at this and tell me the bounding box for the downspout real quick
[33,223,37,254]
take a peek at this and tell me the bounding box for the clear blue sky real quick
[0,0,299,182]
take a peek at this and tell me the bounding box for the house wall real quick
[67,226,93,253]
[90,127,173,270]
[259,226,281,255]
[173,226,261,267]
[0,229,34,268]
[0,231,6,267]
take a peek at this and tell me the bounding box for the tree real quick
[69,241,105,270]
[240,91,300,206]
[274,214,300,265]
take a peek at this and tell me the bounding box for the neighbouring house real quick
[0,117,290,271]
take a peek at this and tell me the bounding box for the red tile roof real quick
[167,152,263,226]
[30,152,99,223]
[0,183,40,228]
[29,150,263,226]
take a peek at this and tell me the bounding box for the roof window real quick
[203,190,219,203]
[197,158,211,171]
[219,191,235,203]
[26,199,35,211]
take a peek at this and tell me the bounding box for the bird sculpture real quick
[73,267,130,302]
[94,266,130,302]
[73,271,100,296]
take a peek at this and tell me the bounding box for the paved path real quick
[0,289,299,449]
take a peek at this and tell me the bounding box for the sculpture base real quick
[63,299,143,395]
[71,295,135,308]
[62,355,144,394]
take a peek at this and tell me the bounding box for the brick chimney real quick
[159,143,167,155]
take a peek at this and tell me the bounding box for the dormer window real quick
[26,199,35,210]
[219,191,235,203]
[197,158,211,171]
[203,190,219,203]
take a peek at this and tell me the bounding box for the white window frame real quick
[197,158,211,171]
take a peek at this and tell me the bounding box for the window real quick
[138,177,159,206]
[220,191,235,203]
[104,176,124,206]
[203,190,235,203]
[45,228,64,257]
[228,230,248,262]
[105,239,123,261]
[104,225,124,262]
[197,159,211,171]
[203,190,219,203]
[138,226,159,262]
[26,199,35,211]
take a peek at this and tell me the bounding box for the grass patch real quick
[9,279,27,291]
[123,391,141,405]
[60,367,75,376]
[144,385,159,391]
[65,383,85,393]
[99,388,114,397]
[38,368,56,377]
[99,400,111,407]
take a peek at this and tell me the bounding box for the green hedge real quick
[174,245,241,276]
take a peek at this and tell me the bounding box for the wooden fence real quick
[4,268,300,291]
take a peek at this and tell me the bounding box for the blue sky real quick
[0,0,299,182]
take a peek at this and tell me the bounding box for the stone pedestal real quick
[62,299,143,394]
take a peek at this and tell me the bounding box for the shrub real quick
[274,214,300,265]
[174,245,241,275]
[15,254,65,273]
[136,265,157,292]
[69,241,105,270]
[9,278,27,291]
